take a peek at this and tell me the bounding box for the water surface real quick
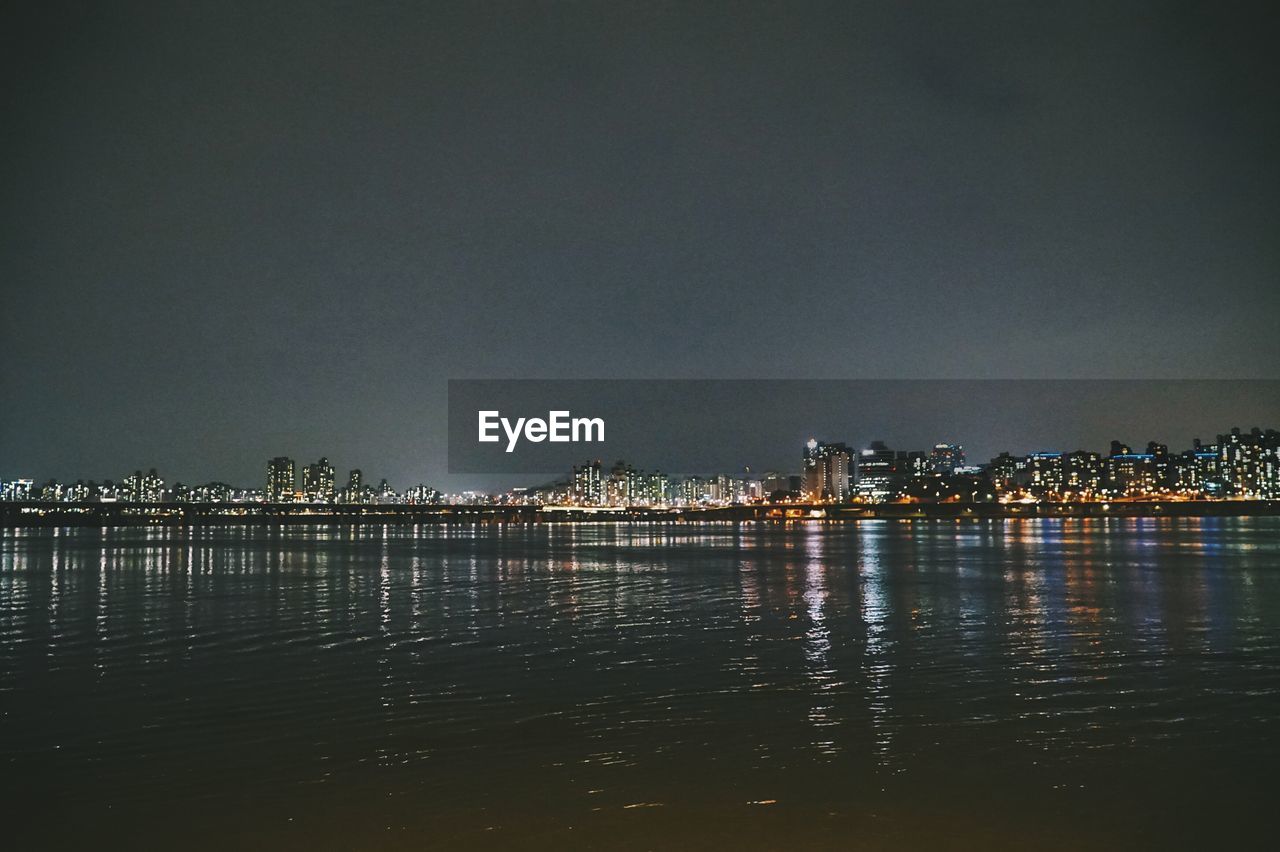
[2,519,1278,849]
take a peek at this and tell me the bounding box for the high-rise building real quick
[605,460,636,506]
[713,474,752,504]
[302,457,336,502]
[987,452,1025,494]
[62,481,90,502]
[929,443,965,475]
[1025,452,1065,494]
[340,469,363,503]
[573,460,602,505]
[0,479,34,501]
[1147,442,1173,491]
[680,476,715,505]
[122,469,164,502]
[905,450,929,478]
[803,439,851,501]
[1172,439,1223,496]
[854,441,908,502]
[377,479,397,503]
[122,471,140,502]
[637,472,669,506]
[1062,450,1103,496]
[1218,427,1280,498]
[761,471,792,497]
[405,484,442,504]
[1105,446,1156,496]
[186,481,234,503]
[143,469,164,501]
[267,457,295,503]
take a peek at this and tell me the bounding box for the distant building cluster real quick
[0,456,443,506]
[498,425,1279,508]
[504,443,959,509]
[260,456,442,505]
[2,426,1276,507]
[794,426,1279,505]
[496,460,828,509]
[981,428,1280,502]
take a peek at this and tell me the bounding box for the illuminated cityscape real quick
[3,424,1277,510]
[4,1,1278,847]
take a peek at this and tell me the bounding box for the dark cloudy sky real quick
[2,1,1277,491]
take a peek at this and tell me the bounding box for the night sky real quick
[3,1,1278,491]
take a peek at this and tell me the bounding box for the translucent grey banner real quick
[447,379,1280,475]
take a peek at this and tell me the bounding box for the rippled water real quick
[2,519,1279,849]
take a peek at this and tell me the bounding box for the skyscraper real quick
[122,468,164,502]
[987,452,1024,494]
[929,443,965,475]
[605,460,635,506]
[803,439,851,502]
[267,457,295,503]
[854,441,906,502]
[0,479,34,501]
[1218,427,1280,498]
[1062,450,1104,496]
[1025,452,1065,494]
[573,460,602,505]
[342,469,364,503]
[302,457,336,502]
[1105,446,1157,496]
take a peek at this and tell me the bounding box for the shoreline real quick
[3,499,1279,527]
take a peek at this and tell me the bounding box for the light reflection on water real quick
[2,518,1279,849]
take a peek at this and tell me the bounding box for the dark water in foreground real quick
[2,520,1279,850]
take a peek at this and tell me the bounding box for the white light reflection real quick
[859,526,894,763]
[379,528,392,638]
[47,527,61,660]
[377,527,396,768]
[802,527,839,757]
[95,532,109,679]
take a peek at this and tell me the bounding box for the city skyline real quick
[5,379,1276,493]
[4,4,1280,847]
[5,421,1276,506]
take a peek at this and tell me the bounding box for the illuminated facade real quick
[684,476,708,504]
[1171,440,1223,495]
[0,479,34,501]
[302,457,336,502]
[854,442,906,502]
[803,439,851,502]
[929,443,965,474]
[987,452,1024,493]
[573,460,602,505]
[1106,452,1157,496]
[1062,450,1103,495]
[639,472,670,505]
[267,457,295,503]
[404,484,443,504]
[1025,452,1065,494]
[605,460,637,506]
[340,469,364,503]
[122,469,164,502]
[1218,427,1280,498]
[761,472,801,496]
